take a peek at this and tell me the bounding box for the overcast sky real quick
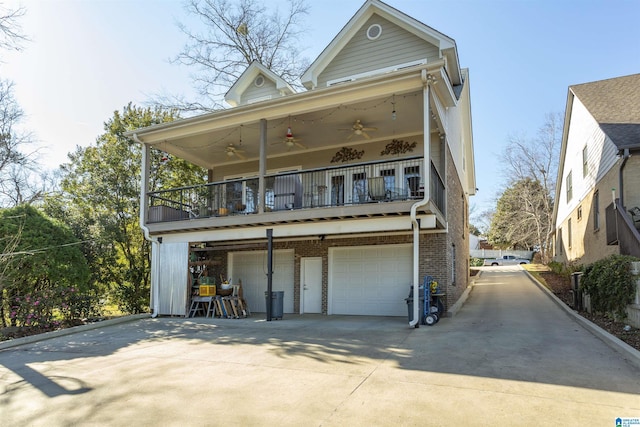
[3,0,640,221]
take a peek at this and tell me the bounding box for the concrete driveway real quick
[1,266,639,426]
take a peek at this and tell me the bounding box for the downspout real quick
[133,133,160,318]
[619,148,630,208]
[408,70,433,327]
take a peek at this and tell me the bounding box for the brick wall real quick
[196,147,470,315]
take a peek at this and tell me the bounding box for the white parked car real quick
[483,255,530,266]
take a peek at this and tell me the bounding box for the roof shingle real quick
[571,73,640,150]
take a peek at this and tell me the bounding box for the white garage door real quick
[229,250,294,314]
[329,244,412,316]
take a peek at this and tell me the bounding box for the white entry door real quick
[301,257,322,313]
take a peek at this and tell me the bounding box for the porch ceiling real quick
[135,72,437,169]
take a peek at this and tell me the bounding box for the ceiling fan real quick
[271,126,307,150]
[341,119,377,140]
[225,143,246,160]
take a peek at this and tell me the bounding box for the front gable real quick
[301,0,461,89]
[225,61,295,107]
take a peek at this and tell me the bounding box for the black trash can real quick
[405,297,424,322]
[265,291,284,319]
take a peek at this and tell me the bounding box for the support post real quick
[259,119,267,214]
[266,228,273,321]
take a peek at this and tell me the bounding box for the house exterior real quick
[129,0,475,323]
[553,73,640,267]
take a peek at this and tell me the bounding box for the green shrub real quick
[470,257,484,267]
[579,254,638,319]
[547,261,568,276]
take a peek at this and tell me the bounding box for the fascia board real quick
[158,214,437,243]
[461,69,476,195]
[552,89,575,226]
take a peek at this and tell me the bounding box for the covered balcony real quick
[134,64,457,235]
[145,155,446,233]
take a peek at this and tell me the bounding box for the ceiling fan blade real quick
[363,127,378,131]
[236,151,246,160]
[295,141,307,149]
[362,131,371,139]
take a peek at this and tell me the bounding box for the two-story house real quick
[554,73,640,266]
[129,0,475,324]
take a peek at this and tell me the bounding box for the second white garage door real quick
[329,244,412,316]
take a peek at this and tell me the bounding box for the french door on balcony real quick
[371,160,423,200]
[326,160,423,206]
[327,171,368,206]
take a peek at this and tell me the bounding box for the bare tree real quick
[0,79,40,207]
[166,0,309,112]
[0,4,40,207]
[489,113,563,262]
[0,4,27,54]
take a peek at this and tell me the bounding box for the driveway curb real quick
[447,269,481,317]
[523,269,640,370]
[0,313,149,351]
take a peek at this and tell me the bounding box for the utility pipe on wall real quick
[408,70,433,328]
[134,134,160,318]
[619,148,630,209]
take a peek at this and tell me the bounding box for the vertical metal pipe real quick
[409,71,432,328]
[267,228,273,321]
[619,148,630,209]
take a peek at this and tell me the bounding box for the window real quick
[352,172,367,203]
[366,24,382,40]
[451,244,456,285]
[593,190,600,230]
[566,171,573,203]
[331,175,345,206]
[404,165,421,197]
[380,168,396,191]
[577,205,583,221]
[582,146,588,177]
[568,218,572,249]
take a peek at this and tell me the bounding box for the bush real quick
[579,254,638,319]
[470,257,484,267]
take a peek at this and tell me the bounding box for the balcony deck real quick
[145,156,445,234]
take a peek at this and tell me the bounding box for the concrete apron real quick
[1,268,639,426]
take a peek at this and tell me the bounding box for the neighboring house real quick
[553,73,640,267]
[128,0,475,322]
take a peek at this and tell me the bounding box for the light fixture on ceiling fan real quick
[225,143,246,160]
[340,119,377,140]
[271,117,306,150]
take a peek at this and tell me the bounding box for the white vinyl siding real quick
[241,77,278,105]
[556,97,617,225]
[317,15,439,87]
[156,242,189,316]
